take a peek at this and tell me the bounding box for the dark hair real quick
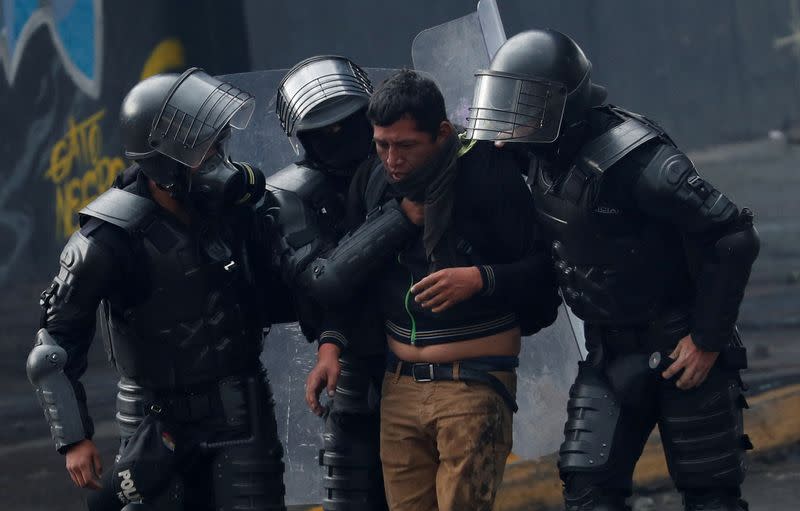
[366,69,447,139]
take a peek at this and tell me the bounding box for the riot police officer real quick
[464,29,759,511]
[265,56,415,511]
[27,68,285,511]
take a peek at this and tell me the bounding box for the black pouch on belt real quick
[108,414,188,506]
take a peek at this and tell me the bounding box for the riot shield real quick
[219,1,589,499]
[411,0,506,126]
[219,67,396,506]
[412,0,588,460]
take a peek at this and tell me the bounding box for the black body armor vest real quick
[81,187,264,390]
[531,108,691,325]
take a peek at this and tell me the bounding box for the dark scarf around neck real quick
[386,132,462,267]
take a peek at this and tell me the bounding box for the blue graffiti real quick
[1,0,102,97]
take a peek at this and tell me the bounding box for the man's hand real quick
[662,334,719,390]
[65,439,102,490]
[412,266,483,313]
[400,198,424,226]
[305,343,341,416]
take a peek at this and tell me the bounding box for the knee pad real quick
[559,362,621,474]
[660,373,752,490]
[320,410,386,511]
[320,357,386,510]
[213,442,286,511]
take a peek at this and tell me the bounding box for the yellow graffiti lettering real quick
[47,138,75,184]
[45,111,106,185]
[45,109,126,238]
[56,178,82,238]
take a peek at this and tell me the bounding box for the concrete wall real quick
[2,0,797,356]
[245,0,800,149]
[5,0,798,290]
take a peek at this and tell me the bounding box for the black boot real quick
[683,490,749,511]
[565,488,631,511]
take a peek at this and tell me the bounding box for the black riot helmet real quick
[120,73,188,196]
[121,73,179,160]
[120,68,256,197]
[276,55,374,174]
[465,29,607,144]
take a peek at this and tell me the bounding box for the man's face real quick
[373,115,443,182]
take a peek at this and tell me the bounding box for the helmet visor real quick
[148,68,255,167]
[465,70,567,143]
[276,56,372,137]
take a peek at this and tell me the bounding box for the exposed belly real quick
[387,326,521,363]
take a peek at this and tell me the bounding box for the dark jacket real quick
[344,140,560,347]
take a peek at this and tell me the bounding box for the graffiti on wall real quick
[39,37,187,240]
[0,55,80,285]
[38,37,187,240]
[0,0,246,287]
[1,0,104,98]
[43,110,126,238]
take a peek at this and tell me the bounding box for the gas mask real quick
[189,150,265,214]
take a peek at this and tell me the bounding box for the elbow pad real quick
[633,144,738,232]
[299,201,418,305]
[27,329,89,452]
[692,209,760,351]
[262,187,324,282]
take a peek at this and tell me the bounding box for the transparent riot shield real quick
[220,0,590,497]
[412,0,506,126]
[514,302,587,458]
[219,68,397,506]
[412,0,589,460]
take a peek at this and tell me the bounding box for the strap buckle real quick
[411,363,435,382]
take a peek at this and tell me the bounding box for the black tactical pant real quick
[88,374,286,511]
[558,324,750,510]
[321,352,388,511]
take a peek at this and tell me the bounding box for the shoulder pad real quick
[47,229,116,309]
[264,162,328,199]
[576,116,661,175]
[606,105,674,144]
[79,188,156,233]
[60,230,115,278]
[633,144,738,231]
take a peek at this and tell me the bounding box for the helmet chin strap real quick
[553,119,589,167]
[156,180,190,200]
[138,155,192,200]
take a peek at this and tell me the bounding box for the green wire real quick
[398,253,418,345]
[404,281,418,346]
